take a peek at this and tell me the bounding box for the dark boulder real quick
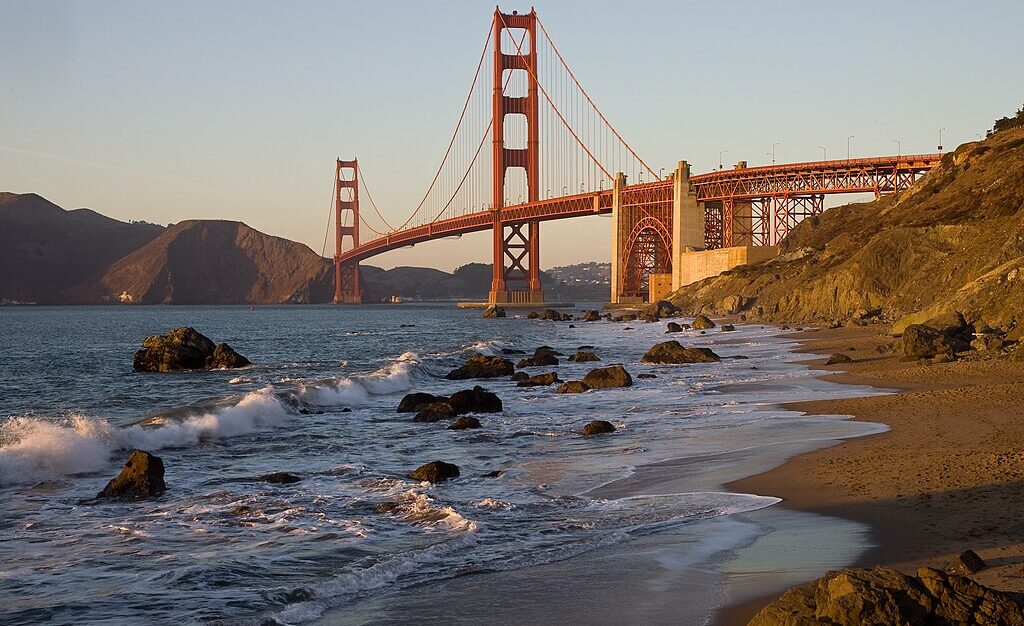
[641,341,721,364]
[510,371,530,382]
[582,365,633,389]
[720,324,736,332]
[446,354,514,379]
[133,327,250,372]
[448,386,502,414]
[97,450,166,499]
[896,324,968,360]
[952,549,987,574]
[517,372,560,387]
[517,347,559,368]
[923,310,969,338]
[577,345,595,350]
[555,380,590,394]
[540,308,563,321]
[666,322,683,333]
[581,420,615,436]
[526,311,539,319]
[260,472,301,484]
[413,402,456,422]
[408,461,460,483]
[581,309,601,322]
[568,351,600,362]
[691,315,716,330]
[641,313,660,323]
[637,373,657,379]
[482,305,506,318]
[397,392,446,413]
[826,353,854,365]
[480,469,503,478]
[653,300,680,318]
[448,416,482,430]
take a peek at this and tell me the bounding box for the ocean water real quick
[0,304,884,625]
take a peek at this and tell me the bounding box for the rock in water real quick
[412,402,456,422]
[653,300,680,318]
[720,324,736,332]
[568,351,600,362]
[206,343,251,369]
[517,372,560,387]
[97,450,166,499]
[556,380,590,394]
[260,472,301,484]
[582,365,633,389]
[448,416,481,430]
[134,327,251,372]
[482,305,506,318]
[408,461,460,483]
[826,352,855,365]
[641,341,721,364]
[691,315,716,330]
[517,347,560,367]
[666,322,683,333]
[445,354,514,379]
[581,420,615,435]
[448,386,502,414]
[581,309,601,322]
[749,566,1024,626]
[397,392,446,413]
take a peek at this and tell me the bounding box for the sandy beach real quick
[716,324,1024,625]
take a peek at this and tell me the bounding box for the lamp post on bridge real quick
[893,140,901,158]
[771,143,780,166]
[938,128,947,153]
[818,146,826,161]
[719,150,728,171]
[847,135,855,160]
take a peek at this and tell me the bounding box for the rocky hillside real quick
[666,127,1024,331]
[0,193,164,303]
[68,220,334,304]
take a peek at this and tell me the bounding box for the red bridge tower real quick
[334,158,361,303]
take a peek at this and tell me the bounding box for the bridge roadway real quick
[336,153,942,266]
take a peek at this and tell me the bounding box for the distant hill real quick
[68,219,334,304]
[0,193,164,303]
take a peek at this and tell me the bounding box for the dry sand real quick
[715,325,1024,625]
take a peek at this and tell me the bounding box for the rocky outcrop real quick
[568,351,600,362]
[413,402,456,422]
[408,461,460,483]
[448,416,481,430]
[896,324,969,360]
[641,341,721,364]
[482,305,506,318]
[97,450,166,499]
[581,309,601,322]
[397,392,446,413]
[692,315,716,330]
[652,300,680,318]
[517,347,559,368]
[448,386,502,414]
[132,327,250,372]
[446,354,514,379]
[517,372,560,387]
[582,420,615,435]
[748,566,1024,626]
[582,365,633,389]
[825,353,854,365]
[537,308,572,321]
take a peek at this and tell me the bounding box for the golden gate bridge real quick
[329,8,941,304]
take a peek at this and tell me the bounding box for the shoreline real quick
[713,324,1024,625]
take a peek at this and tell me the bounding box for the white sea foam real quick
[300,353,420,407]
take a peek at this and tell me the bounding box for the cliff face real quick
[0,193,164,303]
[68,220,334,304]
[666,128,1024,330]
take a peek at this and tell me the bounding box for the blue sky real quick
[2,0,1022,270]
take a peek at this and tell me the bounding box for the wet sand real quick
[715,325,1024,625]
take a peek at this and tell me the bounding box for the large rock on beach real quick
[653,300,680,318]
[581,420,615,435]
[556,380,590,394]
[748,566,1024,626]
[408,461,460,483]
[97,450,166,499]
[397,392,446,413]
[448,386,502,414]
[582,365,632,389]
[446,354,514,379]
[641,341,721,364]
[132,327,250,372]
[896,324,968,360]
[482,305,506,318]
[691,315,716,330]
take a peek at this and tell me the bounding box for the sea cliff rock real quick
[132,327,250,372]
[446,354,514,379]
[408,461,460,483]
[582,365,632,389]
[97,450,166,499]
[641,341,721,364]
[748,566,1024,626]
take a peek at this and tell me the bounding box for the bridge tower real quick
[333,158,361,304]
[489,8,543,304]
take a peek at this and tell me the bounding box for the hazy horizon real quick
[2,0,1022,271]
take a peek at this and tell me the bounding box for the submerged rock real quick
[482,305,506,318]
[448,386,502,414]
[133,327,250,372]
[408,461,460,483]
[260,472,301,484]
[555,380,590,394]
[448,416,481,430]
[568,351,600,362]
[97,450,166,499]
[581,420,615,435]
[641,341,721,364]
[582,365,632,389]
[446,354,514,379]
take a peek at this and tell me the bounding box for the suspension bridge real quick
[329,8,942,305]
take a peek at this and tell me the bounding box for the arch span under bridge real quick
[328,8,942,304]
